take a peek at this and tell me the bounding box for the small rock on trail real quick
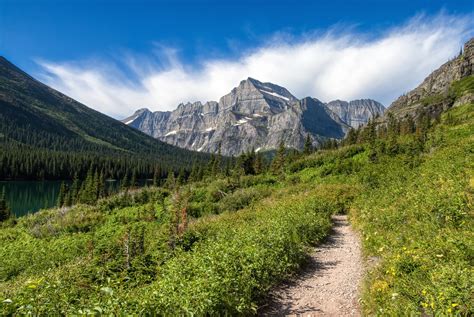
[260,215,363,316]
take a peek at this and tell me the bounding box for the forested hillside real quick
[0,57,209,180]
[1,74,472,314]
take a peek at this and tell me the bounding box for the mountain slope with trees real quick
[0,57,209,180]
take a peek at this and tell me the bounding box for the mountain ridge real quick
[123,78,384,155]
[386,37,474,119]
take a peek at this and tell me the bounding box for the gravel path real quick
[261,215,363,316]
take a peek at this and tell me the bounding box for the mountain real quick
[123,77,383,155]
[325,99,385,129]
[386,38,473,119]
[0,56,208,180]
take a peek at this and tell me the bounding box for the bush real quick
[218,186,271,212]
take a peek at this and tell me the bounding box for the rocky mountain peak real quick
[246,77,297,103]
[123,78,383,155]
[135,108,151,115]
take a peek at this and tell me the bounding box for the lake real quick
[0,180,152,217]
[0,181,65,217]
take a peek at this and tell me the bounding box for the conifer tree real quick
[304,134,313,155]
[345,128,358,145]
[92,169,100,200]
[271,140,286,174]
[177,168,186,185]
[245,149,256,175]
[98,170,106,198]
[57,182,67,207]
[130,170,137,189]
[196,164,204,181]
[415,111,431,149]
[367,119,377,145]
[152,166,161,186]
[206,153,216,177]
[165,169,176,189]
[79,167,94,204]
[69,173,80,205]
[188,163,196,182]
[224,157,233,176]
[211,144,222,177]
[254,152,265,174]
[121,172,129,191]
[0,188,11,222]
[365,119,378,163]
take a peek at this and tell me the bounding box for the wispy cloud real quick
[37,14,472,118]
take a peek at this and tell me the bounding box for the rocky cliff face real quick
[123,78,383,155]
[325,99,385,129]
[387,38,474,118]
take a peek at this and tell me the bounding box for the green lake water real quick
[0,180,152,217]
[0,181,65,217]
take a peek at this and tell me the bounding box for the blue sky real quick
[1,0,473,117]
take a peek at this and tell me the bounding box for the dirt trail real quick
[261,215,363,316]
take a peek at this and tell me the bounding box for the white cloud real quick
[37,14,472,118]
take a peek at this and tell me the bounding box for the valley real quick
[0,6,472,314]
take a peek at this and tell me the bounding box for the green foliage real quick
[0,174,356,315]
[0,73,472,315]
[449,75,474,98]
[351,103,474,315]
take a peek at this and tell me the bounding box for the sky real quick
[1,0,473,118]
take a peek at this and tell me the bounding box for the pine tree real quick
[271,140,286,174]
[92,169,100,201]
[152,166,161,186]
[211,144,222,177]
[206,153,216,177]
[245,149,256,175]
[177,168,186,185]
[415,111,430,151]
[78,167,94,204]
[387,112,400,138]
[165,169,176,189]
[130,170,137,189]
[304,134,313,155]
[367,119,376,145]
[121,172,129,191]
[254,152,265,174]
[189,162,198,182]
[196,164,204,181]
[98,170,106,198]
[345,128,358,145]
[57,182,67,207]
[365,119,378,163]
[0,188,11,222]
[224,157,233,176]
[69,173,80,205]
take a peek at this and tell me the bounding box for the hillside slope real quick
[0,57,208,179]
[386,38,473,119]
